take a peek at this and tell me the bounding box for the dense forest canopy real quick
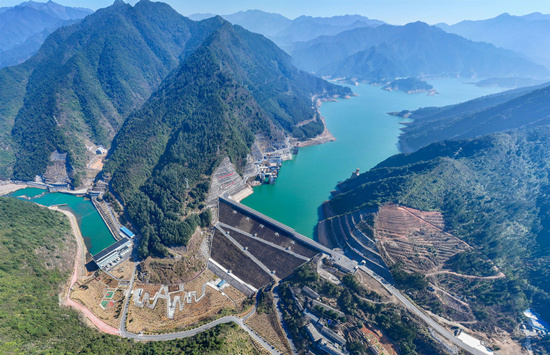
[104,18,350,258]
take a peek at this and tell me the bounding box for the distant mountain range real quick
[0,0,92,68]
[291,21,549,83]
[189,10,384,52]
[437,12,550,68]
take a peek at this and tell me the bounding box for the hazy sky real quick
[5,0,550,25]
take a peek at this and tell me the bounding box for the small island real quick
[382,77,439,95]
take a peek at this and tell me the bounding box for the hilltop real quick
[0,1,348,185]
[100,10,349,258]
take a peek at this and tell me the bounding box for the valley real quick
[242,79,502,239]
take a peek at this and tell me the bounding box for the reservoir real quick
[9,188,116,255]
[242,79,503,239]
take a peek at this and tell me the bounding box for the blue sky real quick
[5,0,550,25]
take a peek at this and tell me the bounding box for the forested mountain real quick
[104,20,350,258]
[291,21,549,83]
[329,127,550,330]
[0,1,92,68]
[397,82,550,152]
[437,13,550,67]
[191,10,384,52]
[0,1,221,181]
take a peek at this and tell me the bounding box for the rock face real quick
[206,157,245,207]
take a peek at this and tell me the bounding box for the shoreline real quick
[0,182,26,196]
[290,115,336,148]
[51,205,120,336]
[289,97,339,149]
[232,185,254,203]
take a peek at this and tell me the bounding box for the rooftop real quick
[120,226,135,238]
[93,237,131,262]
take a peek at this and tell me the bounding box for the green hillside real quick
[1,1,208,181]
[398,82,550,152]
[330,128,550,329]
[0,197,259,354]
[105,22,350,258]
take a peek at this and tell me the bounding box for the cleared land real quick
[0,183,25,195]
[108,257,135,280]
[139,227,209,284]
[360,325,399,355]
[355,269,395,303]
[246,312,291,354]
[70,272,125,329]
[374,204,471,273]
[127,270,249,334]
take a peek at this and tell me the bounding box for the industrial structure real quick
[93,236,132,270]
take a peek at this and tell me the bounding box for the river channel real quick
[9,188,115,255]
[242,79,503,239]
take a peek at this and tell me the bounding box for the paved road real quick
[272,286,298,355]
[118,261,280,354]
[359,266,488,355]
[53,207,120,336]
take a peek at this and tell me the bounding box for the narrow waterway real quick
[242,79,503,239]
[9,188,116,255]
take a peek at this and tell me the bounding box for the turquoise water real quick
[9,188,116,255]
[242,79,503,239]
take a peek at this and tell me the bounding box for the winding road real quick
[55,201,280,354]
[52,206,120,336]
[359,265,489,355]
[117,257,280,354]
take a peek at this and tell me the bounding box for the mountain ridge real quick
[437,12,550,67]
[397,82,550,152]
[0,0,92,68]
[104,19,350,257]
[291,21,549,83]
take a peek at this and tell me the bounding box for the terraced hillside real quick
[322,210,393,282]
[324,127,550,335]
[374,204,471,273]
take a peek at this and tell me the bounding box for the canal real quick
[9,188,116,255]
